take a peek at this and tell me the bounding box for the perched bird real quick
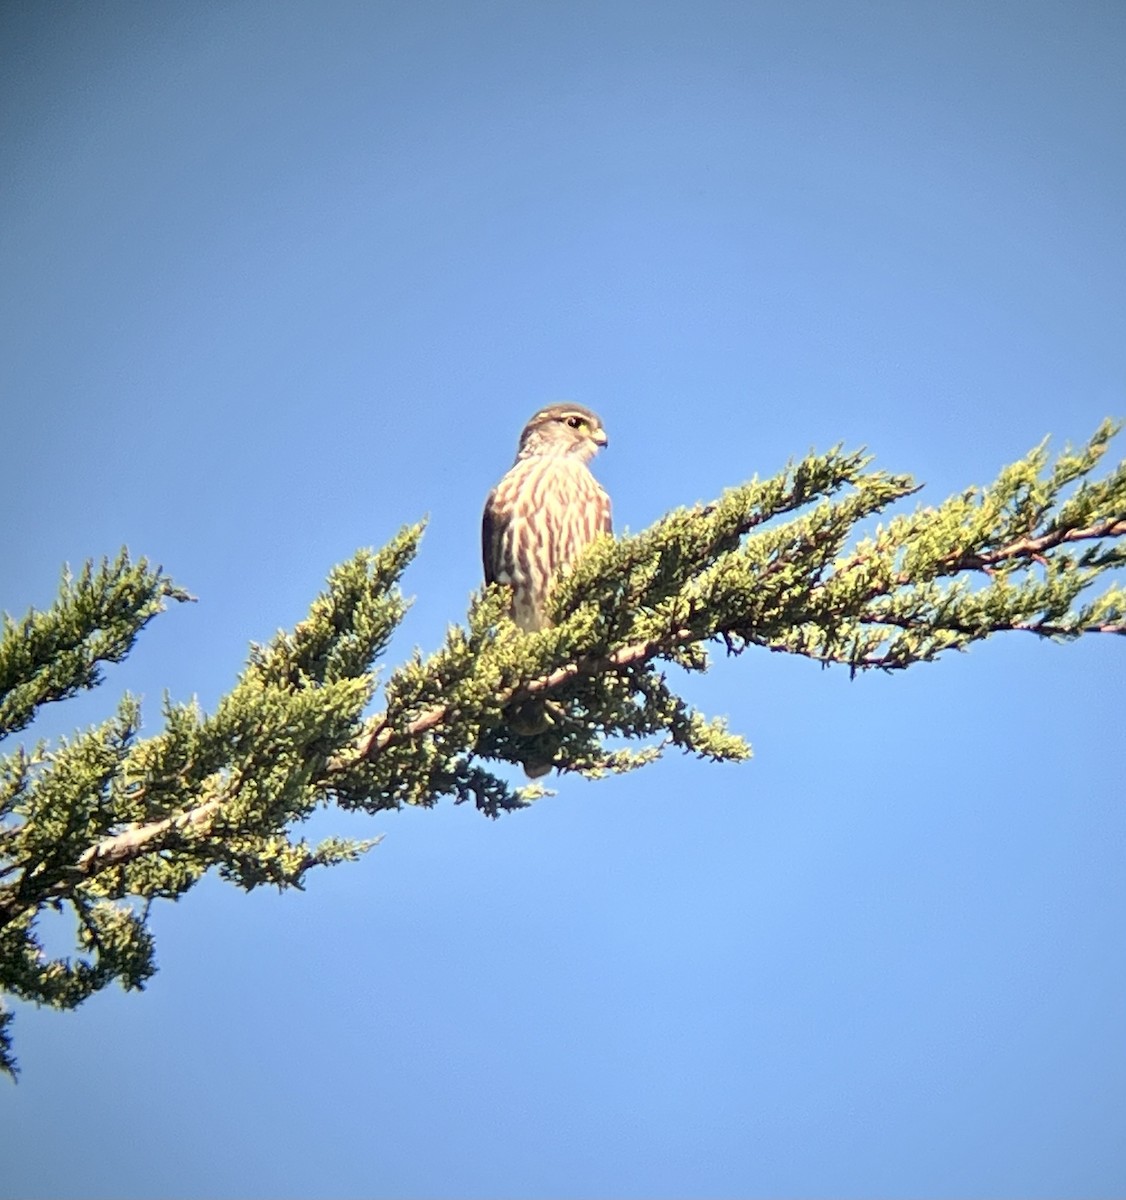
[482,403,612,774]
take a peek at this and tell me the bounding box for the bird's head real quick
[516,404,609,463]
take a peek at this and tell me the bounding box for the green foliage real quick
[0,553,192,737]
[0,531,421,1077]
[2,427,1124,1078]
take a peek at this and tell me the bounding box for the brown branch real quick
[0,631,691,931]
[831,518,1126,591]
[353,631,690,763]
[945,517,1126,572]
[858,613,1125,638]
[0,791,224,931]
[743,614,1124,673]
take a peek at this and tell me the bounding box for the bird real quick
[482,403,612,775]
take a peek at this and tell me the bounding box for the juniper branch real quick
[0,553,192,740]
[1,424,1123,1078]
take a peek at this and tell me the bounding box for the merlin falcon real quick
[482,404,612,632]
[482,404,612,773]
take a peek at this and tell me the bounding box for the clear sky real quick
[2,1,1124,1196]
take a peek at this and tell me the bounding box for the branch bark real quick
[948,517,1126,572]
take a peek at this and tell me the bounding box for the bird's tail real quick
[508,699,555,778]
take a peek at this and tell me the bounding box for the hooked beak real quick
[592,428,609,448]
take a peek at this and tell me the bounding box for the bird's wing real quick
[597,484,613,537]
[482,486,502,586]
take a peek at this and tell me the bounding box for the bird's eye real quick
[566,415,584,429]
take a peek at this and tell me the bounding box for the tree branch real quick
[3,440,1122,946]
[946,517,1126,572]
[0,792,224,930]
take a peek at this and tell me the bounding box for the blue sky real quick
[2,1,1124,1196]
